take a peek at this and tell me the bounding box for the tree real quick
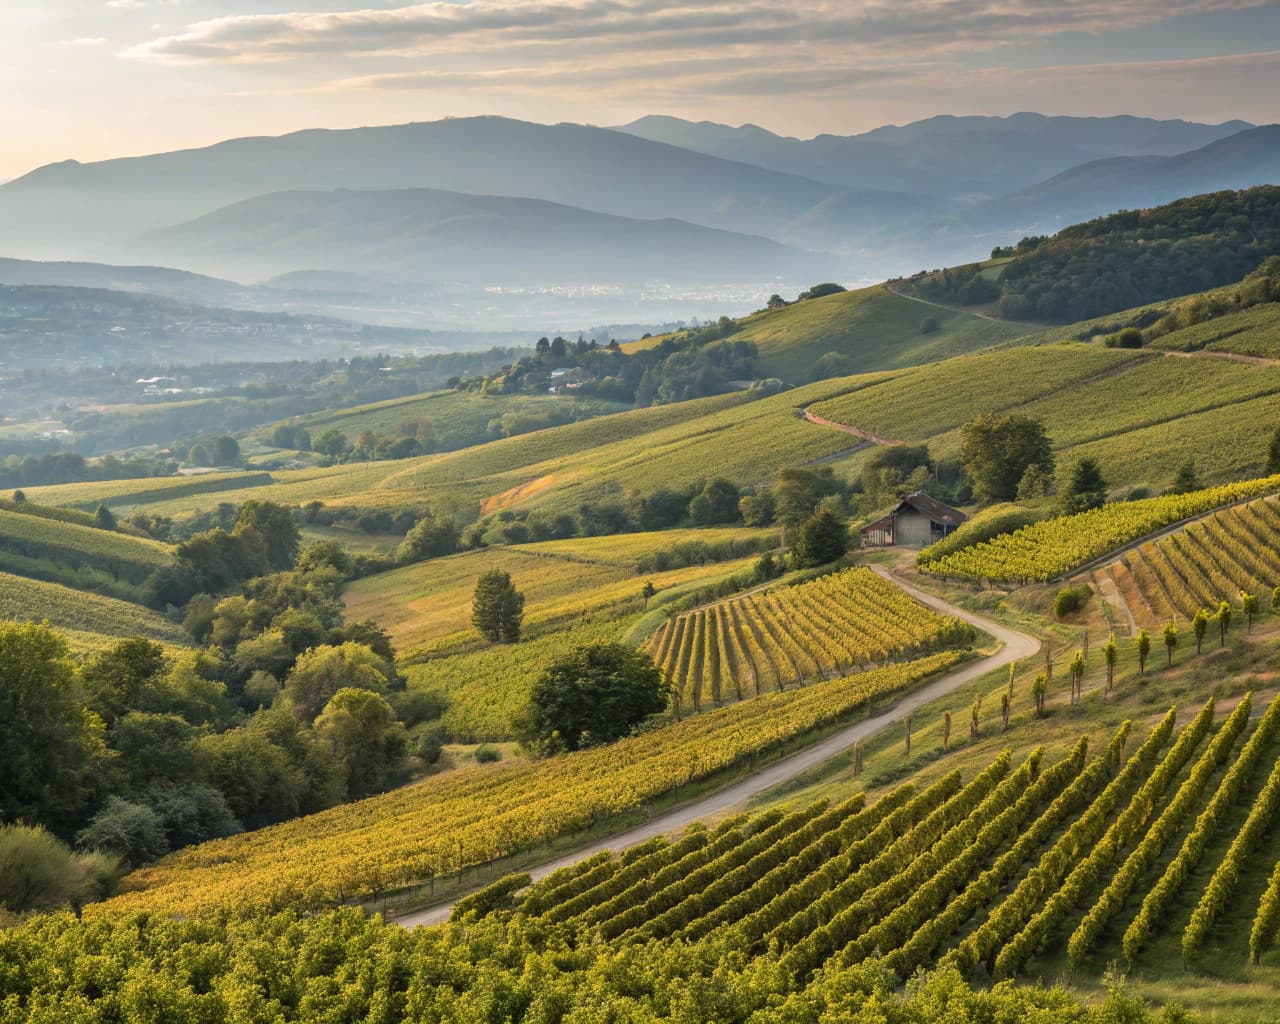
[521,643,670,753]
[1062,458,1108,514]
[1193,608,1210,654]
[959,413,1054,503]
[1103,636,1118,693]
[212,436,241,466]
[314,688,408,798]
[0,622,106,836]
[766,294,787,310]
[472,569,524,644]
[1070,651,1085,704]
[1217,600,1233,646]
[773,467,840,529]
[688,479,741,525]
[0,823,117,913]
[739,492,775,527]
[921,316,940,335]
[792,508,849,567]
[313,429,351,459]
[1242,591,1259,632]
[94,504,117,531]
[1170,460,1199,495]
[283,642,396,722]
[187,443,211,467]
[1162,621,1179,668]
[641,581,657,606]
[75,796,169,867]
[1136,629,1151,676]
[235,500,300,572]
[79,638,168,727]
[396,514,460,563]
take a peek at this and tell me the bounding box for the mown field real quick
[344,526,777,654]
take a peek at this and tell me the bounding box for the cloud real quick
[123,0,1273,66]
[62,37,110,47]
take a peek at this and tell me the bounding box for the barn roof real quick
[896,490,967,526]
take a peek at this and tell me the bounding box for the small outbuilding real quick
[860,490,967,549]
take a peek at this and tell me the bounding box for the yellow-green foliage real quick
[0,507,172,600]
[1148,303,1280,357]
[647,566,969,708]
[807,345,1139,442]
[343,528,774,653]
[1107,494,1280,624]
[922,474,1280,582]
[22,471,275,511]
[0,570,188,648]
[93,652,960,918]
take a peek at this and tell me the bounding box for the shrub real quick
[474,745,501,764]
[1054,584,1092,619]
[1103,327,1145,348]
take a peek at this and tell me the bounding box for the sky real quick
[2,0,1278,181]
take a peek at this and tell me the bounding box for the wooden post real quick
[905,715,912,755]
[853,741,864,776]
[942,711,952,752]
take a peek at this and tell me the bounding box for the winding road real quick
[393,566,1038,930]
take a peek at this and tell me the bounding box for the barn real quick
[860,491,967,549]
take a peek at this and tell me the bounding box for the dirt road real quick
[393,566,1038,929]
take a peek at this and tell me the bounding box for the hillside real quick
[626,283,1033,381]
[126,187,827,286]
[905,185,1280,322]
[618,112,1252,197]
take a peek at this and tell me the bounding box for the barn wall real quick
[895,510,935,548]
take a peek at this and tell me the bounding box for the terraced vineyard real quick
[645,567,972,709]
[1096,494,1280,629]
[920,474,1280,583]
[463,695,1280,979]
[92,653,962,919]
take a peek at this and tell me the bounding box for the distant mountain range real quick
[615,112,1253,198]
[0,112,1275,313]
[124,187,826,285]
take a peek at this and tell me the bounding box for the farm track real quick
[393,565,1038,929]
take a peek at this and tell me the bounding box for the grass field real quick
[625,285,1033,382]
[1148,303,1280,357]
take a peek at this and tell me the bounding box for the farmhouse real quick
[860,490,967,548]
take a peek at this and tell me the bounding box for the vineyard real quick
[919,473,1280,583]
[89,653,961,919]
[1099,494,1280,628]
[0,570,189,648]
[0,507,171,600]
[645,566,973,709]
[464,694,1280,978]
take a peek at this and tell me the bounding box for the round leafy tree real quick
[521,643,670,753]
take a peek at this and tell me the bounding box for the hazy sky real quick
[3,1,1278,181]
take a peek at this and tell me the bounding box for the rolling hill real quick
[125,187,828,286]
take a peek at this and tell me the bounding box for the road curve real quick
[394,565,1039,929]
